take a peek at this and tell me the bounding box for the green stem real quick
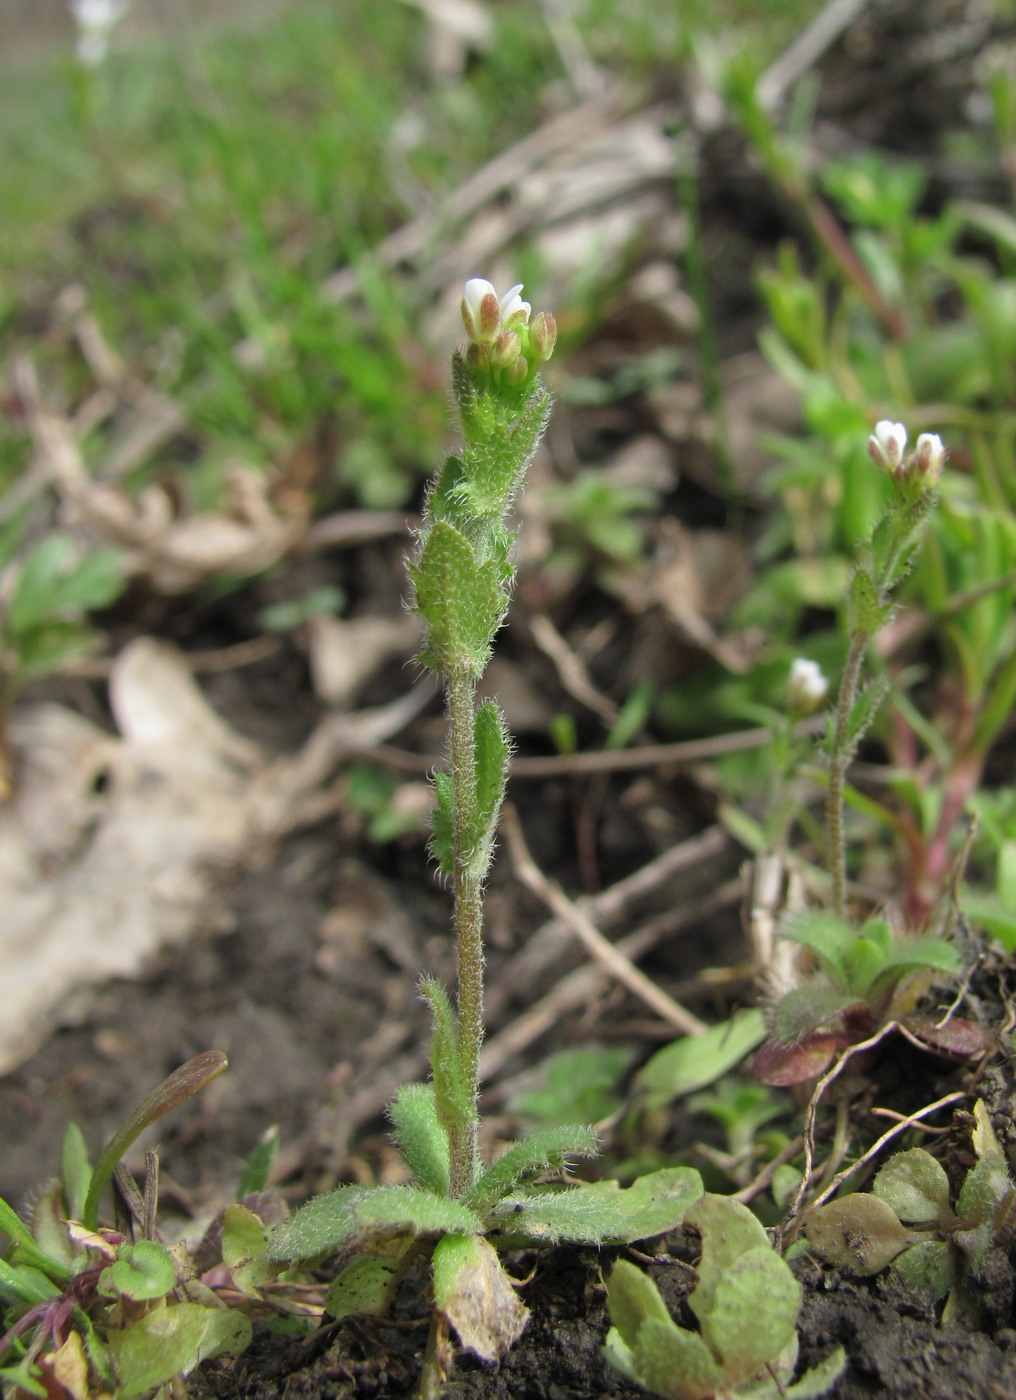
[447,666,483,1197]
[827,629,868,918]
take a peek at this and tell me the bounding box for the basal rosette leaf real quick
[466,1124,599,1212]
[432,1233,528,1362]
[770,984,868,1045]
[267,1185,483,1263]
[326,1253,409,1321]
[491,1166,702,1245]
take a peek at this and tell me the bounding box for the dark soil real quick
[5,2,1016,1398]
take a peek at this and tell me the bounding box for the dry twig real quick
[503,805,708,1036]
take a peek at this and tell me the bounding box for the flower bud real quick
[502,355,528,386]
[499,283,530,332]
[787,657,829,714]
[490,331,522,370]
[529,310,557,364]
[462,278,501,345]
[868,420,907,471]
[913,432,945,485]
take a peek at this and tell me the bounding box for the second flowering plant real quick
[234,280,703,1398]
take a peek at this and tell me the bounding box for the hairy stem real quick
[447,666,483,1197]
[827,629,868,918]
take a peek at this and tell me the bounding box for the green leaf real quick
[777,911,854,984]
[455,389,550,526]
[109,1302,251,1399]
[410,519,506,677]
[221,1204,277,1297]
[420,976,473,1138]
[27,1180,77,1273]
[472,699,509,854]
[99,1240,177,1302]
[432,1233,528,1361]
[493,1166,702,1245]
[0,1196,73,1287]
[887,1239,955,1302]
[429,771,456,875]
[389,1083,451,1197]
[873,1149,952,1226]
[841,674,891,755]
[697,1247,801,1385]
[840,935,889,997]
[604,1289,720,1400]
[639,1010,767,1109]
[267,1185,483,1262]
[785,1346,847,1399]
[467,1124,599,1210]
[0,1258,63,1308]
[325,1252,409,1321]
[237,1124,281,1198]
[805,1195,912,1275]
[848,568,892,635]
[955,1152,1014,1272]
[770,985,863,1044]
[511,1045,631,1128]
[868,937,961,1001]
[685,1194,771,1320]
[7,537,122,635]
[61,1122,92,1223]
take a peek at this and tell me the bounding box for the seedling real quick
[253,281,705,1397]
[604,1193,845,1399]
[0,1052,248,1398]
[806,1102,1016,1329]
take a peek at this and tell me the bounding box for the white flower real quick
[68,0,128,65]
[788,657,829,712]
[868,420,908,471]
[461,278,531,345]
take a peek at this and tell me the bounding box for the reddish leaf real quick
[752,1031,846,1087]
[903,1015,994,1058]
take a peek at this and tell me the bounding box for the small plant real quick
[254,281,705,1397]
[750,907,987,1086]
[604,1193,845,1399]
[0,1052,249,1398]
[749,422,991,1084]
[806,1103,1016,1329]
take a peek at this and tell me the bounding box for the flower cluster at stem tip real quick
[868,419,945,489]
[460,278,557,389]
